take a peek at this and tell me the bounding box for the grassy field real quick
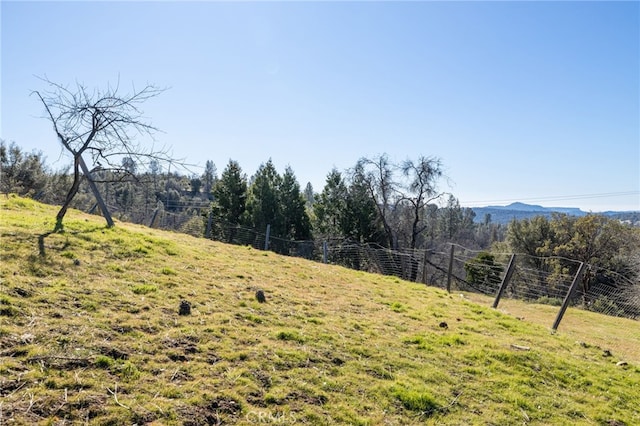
[1,196,638,425]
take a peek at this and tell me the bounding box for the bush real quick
[535,296,563,306]
[587,297,625,317]
[464,252,504,294]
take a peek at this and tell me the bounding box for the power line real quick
[460,191,640,207]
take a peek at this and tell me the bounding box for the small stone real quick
[73,259,81,266]
[616,361,628,367]
[603,349,612,357]
[21,333,35,344]
[179,300,191,316]
[255,289,266,303]
[510,344,531,351]
[439,321,448,329]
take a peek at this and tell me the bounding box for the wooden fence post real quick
[493,254,517,309]
[446,244,455,293]
[552,262,587,331]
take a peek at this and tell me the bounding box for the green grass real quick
[1,195,639,425]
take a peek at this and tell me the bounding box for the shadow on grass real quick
[38,231,54,257]
[38,224,108,257]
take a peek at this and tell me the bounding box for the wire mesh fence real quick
[161,217,640,324]
[423,244,640,322]
[577,266,640,319]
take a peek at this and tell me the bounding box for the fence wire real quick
[164,218,640,321]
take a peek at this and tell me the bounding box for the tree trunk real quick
[78,155,114,227]
[54,159,82,231]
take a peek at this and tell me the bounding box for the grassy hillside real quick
[1,196,638,425]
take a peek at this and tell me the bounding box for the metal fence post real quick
[493,254,516,308]
[149,208,159,228]
[421,249,429,284]
[323,241,328,264]
[264,224,271,250]
[446,244,455,293]
[205,210,213,239]
[552,262,587,331]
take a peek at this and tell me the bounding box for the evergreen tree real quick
[202,160,217,200]
[212,160,247,225]
[345,165,382,243]
[280,166,312,240]
[121,156,137,174]
[313,169,349,239]
[464,251,504,294]
[303,182,315,208]
[246,159,282,234]
[438,195,463,240]
[189,176,202,197]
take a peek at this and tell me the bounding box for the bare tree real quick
[355,154,398,248]
[399,156,443,250]
[33,78,170,231]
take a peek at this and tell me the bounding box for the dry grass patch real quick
[463,292,640,364]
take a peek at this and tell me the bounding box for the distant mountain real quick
[482,202,585,215]
[471,202,585,224]
[471,202,640,225]
[483,202,544,212]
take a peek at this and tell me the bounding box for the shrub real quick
[587,297,625,317]
[535,296,563,306]
[464,252,504,294]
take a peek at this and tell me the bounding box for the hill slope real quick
[1,196,639,425]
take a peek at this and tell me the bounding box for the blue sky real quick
[2,1,639,211]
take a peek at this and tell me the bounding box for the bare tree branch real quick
[32,76,173,231]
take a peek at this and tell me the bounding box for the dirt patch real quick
[27,355,92,370]
[0,378,27,396]
[179,395,244,425]
[97,345,130,360]
[163,335,200,362]
[252,370,272,389]
[167,352,190,362]
[286,390,328,406]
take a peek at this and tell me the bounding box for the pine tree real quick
[280,166,312,240]
[246,159,282,234]
[202,160,217,200]
[313,169,348,239]
[212,160,247,225]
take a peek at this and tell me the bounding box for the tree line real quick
[2,77,638,310]
[3,139,639,307]
[0,140,495,246]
